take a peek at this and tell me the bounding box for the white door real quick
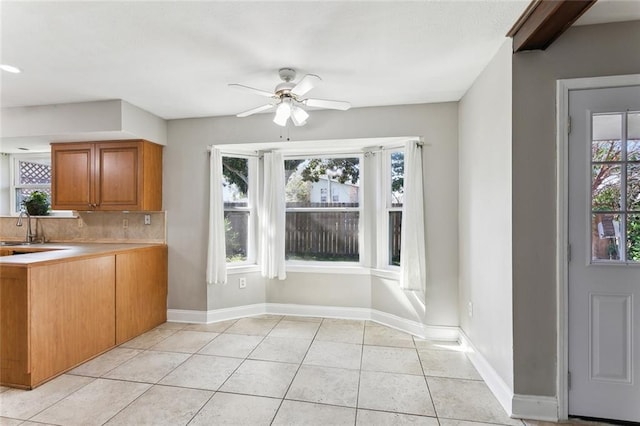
[568,85,640,422]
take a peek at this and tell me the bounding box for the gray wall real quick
[512,20,640,396]
[458,39,513,388]
[165,102,459,327]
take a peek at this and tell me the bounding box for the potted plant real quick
[23,191,50,216]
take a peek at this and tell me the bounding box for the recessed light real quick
[0,64,21,73]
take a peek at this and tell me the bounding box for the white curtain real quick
[400,140,426,293]
[260,151,287,280]
[206,147,227,285]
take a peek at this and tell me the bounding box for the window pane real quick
[592,165,621,211]
[628,163,640,211]
[18,159,51,185]
[15,188,52,213]
[390,151,404,207]
[388,211,402,266]
[285,158,360,207]
[628,214,640,262]
[593,113,621,139]
[629,112,640,161]
[225,211,248,262]
[629,141,640,162]
[285,211,359,262]
[592,213,621,261]
[592,140,621,162]
[222,157,249,207]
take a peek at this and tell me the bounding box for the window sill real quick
[226,264,261,274]
[286,263,375,276]
[370,268,401,280]
[224,263,402,279]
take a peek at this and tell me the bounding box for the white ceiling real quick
[1,1,638,123]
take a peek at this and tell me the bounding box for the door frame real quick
[555,73,640,420]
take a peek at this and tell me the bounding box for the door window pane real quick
[591,112,640,262]
[628,214,640,262]
[592,213,621,261]
[628,163,640,211]
[592,165,621,211]
[628,112,640,161]
[592,140,622,162]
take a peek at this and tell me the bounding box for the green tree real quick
[222,157,249,195]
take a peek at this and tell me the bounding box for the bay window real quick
[386,150,404,267]
[214,137,420,278]
[284,157,361,263]
[222,155,257,264]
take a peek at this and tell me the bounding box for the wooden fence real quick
[225,202,402,262]
[286,211,360,260]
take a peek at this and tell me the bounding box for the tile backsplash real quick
[0,211,166,243]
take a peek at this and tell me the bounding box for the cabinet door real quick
[0,267,30,388]
[29,256,116,387]
[115,246,168,344]
[95,141,142,210]
[51,143,94,210]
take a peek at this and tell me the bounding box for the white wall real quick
[512,20,640,397]
[458,39,513,388]
[165,103,459,327]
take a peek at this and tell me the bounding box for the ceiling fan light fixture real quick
[291,105,309,127]
[273,99,292,127]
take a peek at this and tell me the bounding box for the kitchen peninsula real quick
[0,242,167,389]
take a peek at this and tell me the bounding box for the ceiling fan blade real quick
[304,98,351,111]
[236,104,274,118]
[228,84,275,98]
[291,74,321,97]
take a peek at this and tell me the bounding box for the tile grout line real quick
[269,315,325,425]
[354,318,366,425]
[414,334,440,422]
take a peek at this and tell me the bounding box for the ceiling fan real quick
[229,68,351,127]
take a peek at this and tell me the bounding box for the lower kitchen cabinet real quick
[116,246,168,344]
[0,245,167,389]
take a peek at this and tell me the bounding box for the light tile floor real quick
[0,316,615,426]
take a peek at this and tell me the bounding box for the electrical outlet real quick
[239,277,247,289]
[467,301,473,318]
[144,214,151,225]
[123,219,129,229]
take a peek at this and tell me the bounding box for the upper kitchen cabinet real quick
[51,140,163,211]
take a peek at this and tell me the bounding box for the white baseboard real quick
[369,309,459,340]
[512,394,558,422]
[168,303,458,341]
[459,330,514,416]
[167,304,264,323]
[459,330,559,422]
[264,303,371,321]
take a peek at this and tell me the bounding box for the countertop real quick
[0,242,166,267]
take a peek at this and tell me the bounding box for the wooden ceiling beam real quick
[507,0,597,52]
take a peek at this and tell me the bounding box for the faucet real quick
[16,210,35,243]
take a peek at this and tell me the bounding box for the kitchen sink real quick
[0,241,32,246]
